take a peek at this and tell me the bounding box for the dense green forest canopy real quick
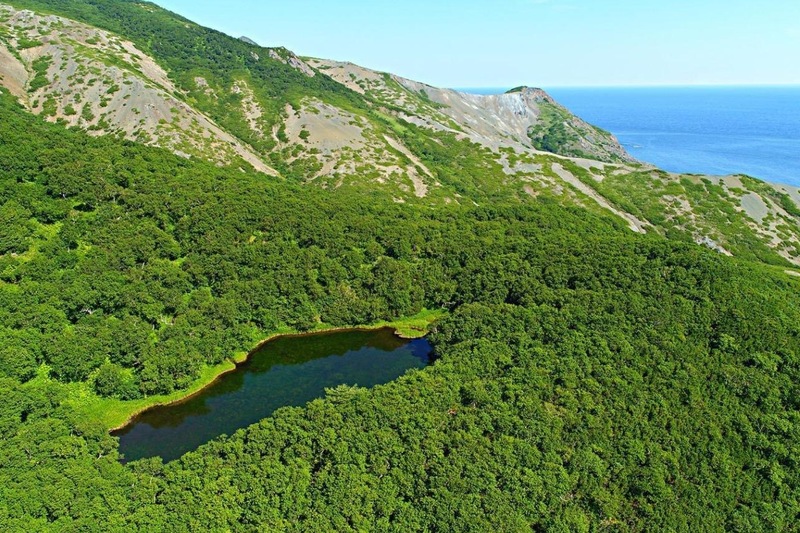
[1,83,800,530]
[0,0,798,530]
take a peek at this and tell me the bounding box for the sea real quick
[458,87,800,188]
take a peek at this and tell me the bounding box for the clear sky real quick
[153,0,800,88]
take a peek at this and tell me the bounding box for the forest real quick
[1,80,799,530]
[0,0,799,530]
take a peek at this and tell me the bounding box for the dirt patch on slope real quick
[0,4,277,175]
[384,135,431,197]
[740,192,769,224]
[0,41,27,99]
[232,80,266,137]
[552,163,648,233]
[306,59,385,95]
[281,98,437,197]
[776,184,800,208]
[284,100,367,152]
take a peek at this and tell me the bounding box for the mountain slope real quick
[309,58,634,163]
[1,2,800,531]
[0,4,276,173]
[0,1,638,199]
[1,86,799,531]
[313,57,800,266]
[2,0,800,267]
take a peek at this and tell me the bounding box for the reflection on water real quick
[113,328,432,462]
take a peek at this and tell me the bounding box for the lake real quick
[459,86,800,187]
[113,328,432,463]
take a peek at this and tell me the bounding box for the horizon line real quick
[453,83,800,91]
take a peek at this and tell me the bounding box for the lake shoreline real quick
[109,313,441,434]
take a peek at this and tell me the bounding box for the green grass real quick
[65,358,239,430]
[367,307,445,338]
[16,36,42,49]
[528,101,598,160]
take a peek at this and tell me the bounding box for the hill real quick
[2,1,800,266]
[0,1,799,531]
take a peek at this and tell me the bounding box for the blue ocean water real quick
[458,87,800,187]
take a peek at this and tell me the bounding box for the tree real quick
[0,346,38,383]
[369,257,423,319]
[45,330,106,382]
[0,200,34,255]
[93,362,141,399]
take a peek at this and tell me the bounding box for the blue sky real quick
[154,0,800,88]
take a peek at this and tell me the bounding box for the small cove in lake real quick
[113,328,432,463]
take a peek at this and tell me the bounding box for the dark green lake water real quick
[113,328,431,461]
[113,328,432,463]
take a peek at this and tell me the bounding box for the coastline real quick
[106,310,444,433]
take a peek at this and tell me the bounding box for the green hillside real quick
[1,81,799,530]
[4,0,799,265]
[0,1,799,531]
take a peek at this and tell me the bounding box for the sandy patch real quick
[776,184,800,209]
[118,39,179,94]
[740,192,769,224]
[523,185,539,198]
[721,175,745,190]
[695,235,733,256]
[233,80,265,137]
[285,100,366,152]
[384,135,431,197]
[269,49,315,77]
[307,58,391,97]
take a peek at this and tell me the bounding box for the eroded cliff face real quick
[308,59,635,163]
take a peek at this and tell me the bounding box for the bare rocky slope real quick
[309,58,634,163]
[1,1,800,267]
[0,4,277,174]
